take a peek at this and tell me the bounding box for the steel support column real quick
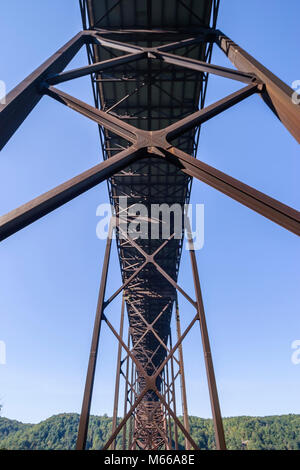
[175,296,191,450]
[76,221,113,450]
[169,332,179,450]
[187,222,226,450]
[121,329,131,450]
[110,295,126,450]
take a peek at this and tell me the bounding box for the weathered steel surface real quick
[0,0,298,452]
[81,0,216,450]
[215,30,300,143]
[0,32,87,150]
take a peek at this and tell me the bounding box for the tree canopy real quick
[0,413,299,450]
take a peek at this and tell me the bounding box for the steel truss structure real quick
[0,0,299,451]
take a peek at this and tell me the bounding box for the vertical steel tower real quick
[0,0,299,450]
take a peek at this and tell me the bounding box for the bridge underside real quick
[0,0,299,452]
[82,0,216,449]
[78,0,210,449]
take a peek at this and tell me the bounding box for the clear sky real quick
[0,0,299,424]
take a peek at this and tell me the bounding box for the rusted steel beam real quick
[90,32,145,54]
[96,231,204,450]
[156,36,207,53]
[123,301,171,360]
[215,30,300,143]
[155,51,256,84]
[0,31,88,150]
[163,146,300,236]
[165,364,173,449]
[128,361,135,449]
[2,81,292,243]
[46,84,300,235]
[164,84,259,140]
[0,147,141,241]
[45,87,138,143]
[162,378,171,450]
[121,330,131,450]
[111,295,125,450]
[169,332,179,450]
[40,86,300,236]
[155,390,200,450]
[103,386,148,450]
[105,261,148,306]
[175,297,191,450]
[100,231,221,450]
[1,13,298,453]
[76,221,113,450]
[121,364,138,400]
[154,314,199,380]
[115,227,197,306]
[103,314,149,380]
[96,237,203,450]
[121,368,139,402]
[186,222,226,450]
[92,27,216,42]
[46,51,146,85]
[128,302,170,348]
[153,262,197,307]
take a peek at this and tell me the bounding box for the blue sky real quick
[0,0,299,424]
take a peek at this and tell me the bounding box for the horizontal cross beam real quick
[46,51,146,85]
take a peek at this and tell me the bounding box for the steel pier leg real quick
[111,295,125,450]
[76,221,113,450]
[187,236,226,450]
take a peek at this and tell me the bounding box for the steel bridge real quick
[0,0,299,450]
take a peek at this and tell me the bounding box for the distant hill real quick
[0,414,299,450]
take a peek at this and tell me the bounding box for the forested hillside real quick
[0,414,299,450]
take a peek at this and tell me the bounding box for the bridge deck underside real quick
[86,0,214,404]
